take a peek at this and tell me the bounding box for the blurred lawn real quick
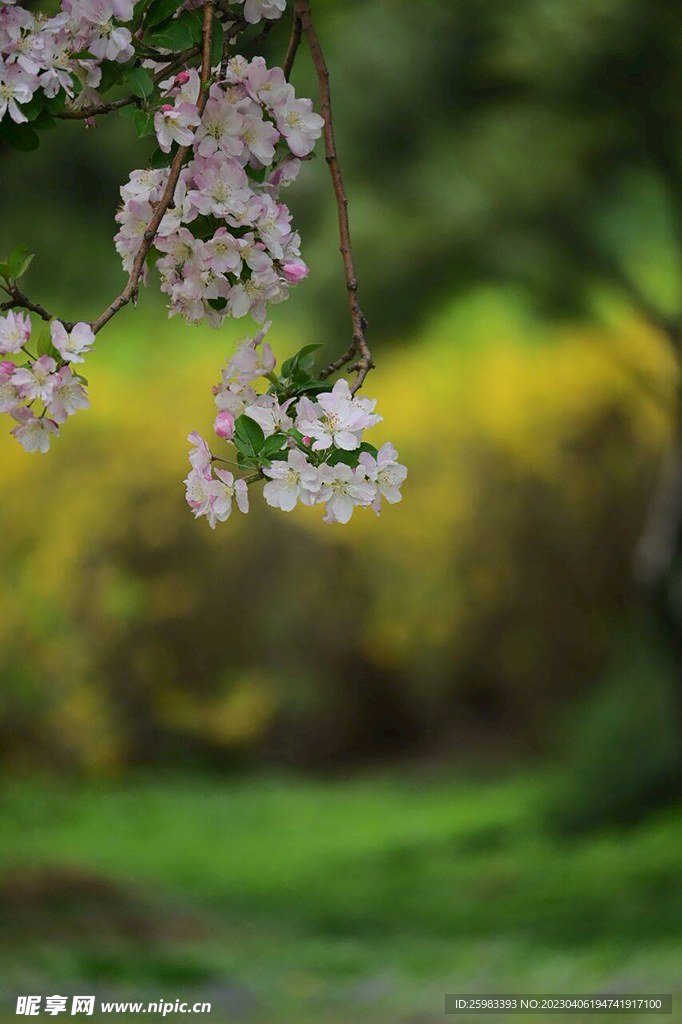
[0,774,680,1023]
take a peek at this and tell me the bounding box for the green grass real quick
[0,773,680,1023]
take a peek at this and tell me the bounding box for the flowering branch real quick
[91,2,215,335]
[292,0,373,394]
[0,0,401,527]
[55,47,202,121]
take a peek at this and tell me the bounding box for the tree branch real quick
[55,47,203,121]
[282,9,302,81]
[293,0,373,394]
[91,3,215,335]
[0,284,74,330]
[56,94,136,120]
[219,14,248,78]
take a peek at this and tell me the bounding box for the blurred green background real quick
[1,0,682,1021]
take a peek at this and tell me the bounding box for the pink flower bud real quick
[175,71,190,85]
[1,361,16,374]
[161,103,174,113]
[302,435,312,446]
[214,410,235,439]
[281,260,309,284]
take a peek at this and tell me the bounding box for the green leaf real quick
[0,263,11,283]
[17,94,44,122]
[150,146,172,169]
[236,450,258,470]
[294,381,333,397]
[32,110,56,131]
[145,245,160,270]
[125,67,154,98]
[210,15,224,67]
[118,103,139,119]
[70,50,98,59]
[261,433,288,459]
[296,343,323,362]
[99,59,134,94]
[327,449,361,468]
[234,415,265,458]
[181,9,204,44]
[281,343,323,378]
[7,245,35,281]
[145,0,185,27]
[36,325,60,361]
[147,17,194,50]
[0,121,39,151]
[132,0,154,29]
[44,91,67,114]
[133,108,155,137]
[358,442,378,458]
[291,368,312,386]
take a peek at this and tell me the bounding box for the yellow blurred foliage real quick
[0,295,675,771]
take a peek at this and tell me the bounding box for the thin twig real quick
[55,46,202,121]
[56,95,136,120]
[0,285,74,330]
[294,0,373,393]
[220,15,248,78]
[282,9,302,81]
[253,18,275,48]
[152,45,203,85]
[91,3,215,335]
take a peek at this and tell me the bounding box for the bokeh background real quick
[1,0,681,1020]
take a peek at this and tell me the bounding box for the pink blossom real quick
[244,394,293,437]
[276,96,324,158]
[241,0,286,24]
[187,430,213,473]
[263,449,320,511]
[297,378,382,452]
[203,228,242,275]
[51,320,95,363]
[46,366,90,423]
[239,111,279,165]
[359,442,408,514]
[0,63,36,122]
[281,258,309,284]
[11,354,57,402]
[316,463,376,524]
[0,310,31,355]
[214,410,235,439]
[194,90,244,158]
[244,56,291,110]
[188,156,252,221]
[154,101,200,153]
[10,407,59,453]
[222,321,276,383]
[0,360,20,413]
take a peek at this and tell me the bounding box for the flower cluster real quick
[114,55,323,326]
[0,2,394,524]
[0,0,134,122]
[185,325,407,527]
[0,311,92,452]
[0,0,288,128]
